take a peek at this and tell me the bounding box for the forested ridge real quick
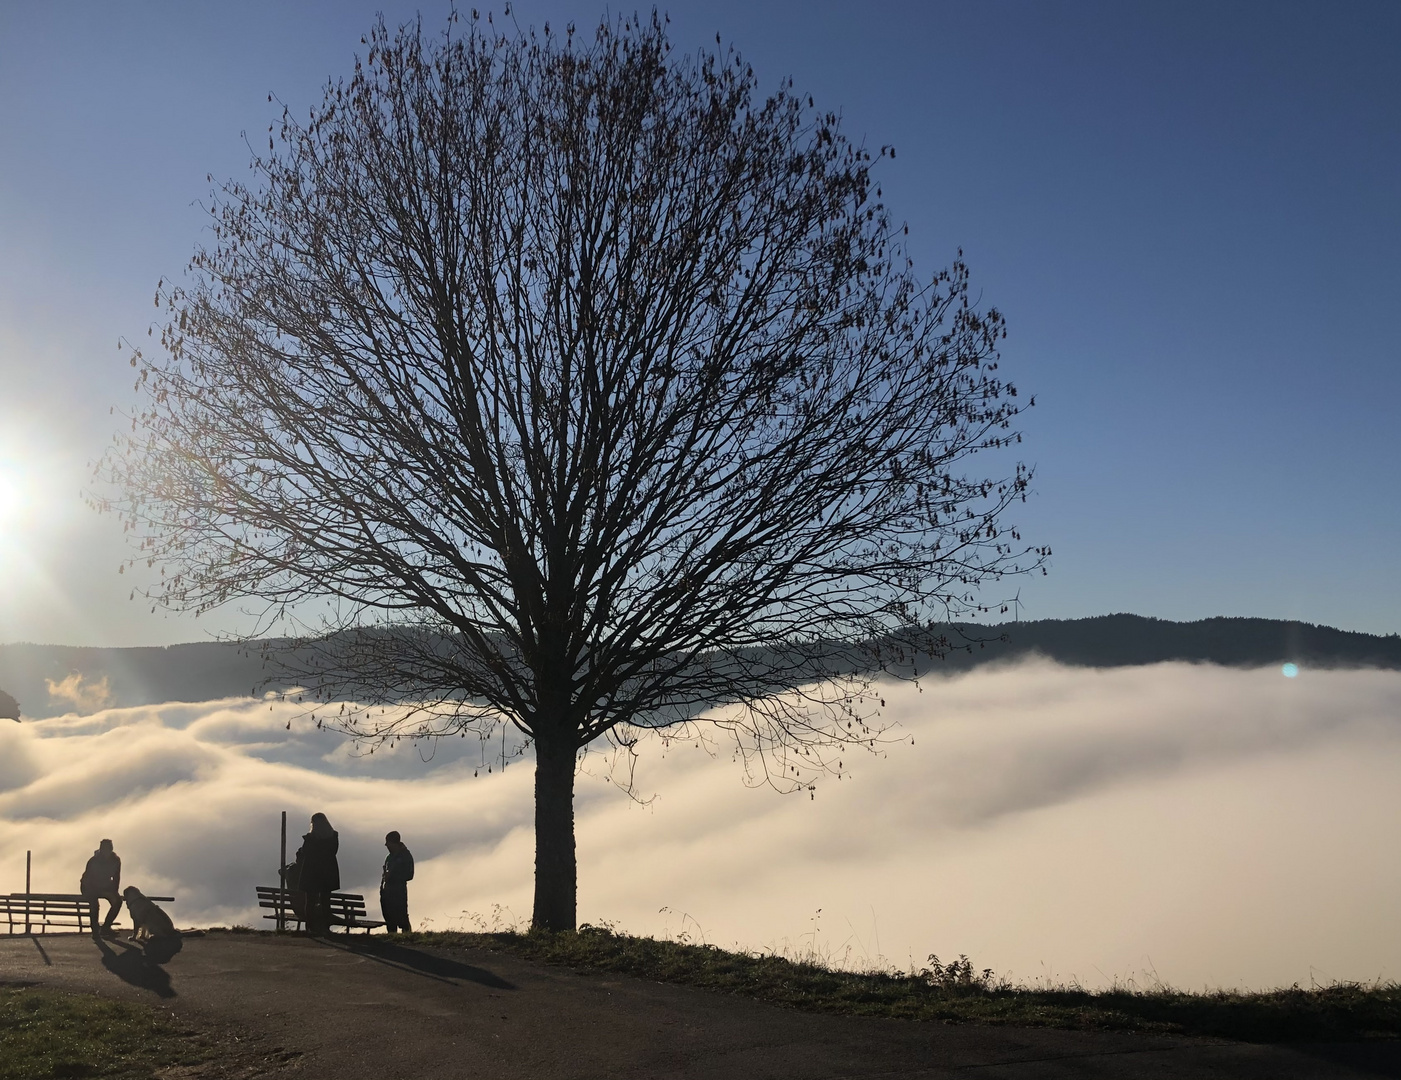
[2,614,1395,719]
[938,613,1400,671]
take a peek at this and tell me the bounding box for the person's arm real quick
[384,850,410,883]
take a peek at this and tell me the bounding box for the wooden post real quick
[24,850,30,936]
[278,811,287,931]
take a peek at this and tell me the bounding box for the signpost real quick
[278,811,287,932]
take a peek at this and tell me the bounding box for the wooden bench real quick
[2,894,89,935]
[255,886,384,934]
[2,893,175,935]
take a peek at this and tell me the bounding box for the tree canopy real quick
[103,12,1044,929]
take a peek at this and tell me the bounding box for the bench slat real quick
[5,893,175,902]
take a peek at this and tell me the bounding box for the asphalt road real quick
[0,932,1396,1079]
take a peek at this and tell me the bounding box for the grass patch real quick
[398,926,1400,1043]
[0,984,211,1080]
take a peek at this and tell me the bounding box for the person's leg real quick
[102,893,123,931]
[87,897,99,935]
[382,885,408,933]
[309,891,332,934]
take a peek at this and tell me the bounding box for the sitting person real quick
[79,839,123,936]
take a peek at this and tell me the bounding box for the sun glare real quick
[0,460,39,544]
[0,471,21,521]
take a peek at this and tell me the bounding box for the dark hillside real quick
[0,641,285,720]
[938,614,1401,672]
[1,615,1396,719]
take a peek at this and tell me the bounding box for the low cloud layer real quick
[1,660,1396,989]
[43,673,114,715]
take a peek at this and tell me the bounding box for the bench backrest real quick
[257,888,366,905]
[1,895,91,934]
[2,893,174,935]
[256,887,374,924]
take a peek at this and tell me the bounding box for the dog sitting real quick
[122,886,178,943]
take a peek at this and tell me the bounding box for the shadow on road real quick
[1293,1042,1401,1080]
[30,936,51,966]
[317,936,516,990]
[142,934,184,964]
[93,934,176,998]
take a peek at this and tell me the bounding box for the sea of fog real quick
[2,659,1397,990]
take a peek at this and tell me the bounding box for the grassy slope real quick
[0,985,210,1080]
[406,926,1401,1043]
[2,927,1393,1077]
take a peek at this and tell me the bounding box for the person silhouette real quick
[80,839,122,936]
[296,813,340,934]
[379,831,415,933]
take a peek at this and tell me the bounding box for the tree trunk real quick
[532,735,578,931]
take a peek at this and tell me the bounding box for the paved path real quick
[1,932,1395,1078]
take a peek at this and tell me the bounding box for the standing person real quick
[296,813,340,934]
[79,839,122,936]
[379,831,414,934]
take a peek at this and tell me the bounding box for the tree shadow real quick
[316,936,515,990]
[92,934,176,998]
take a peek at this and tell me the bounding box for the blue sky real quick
[1,0,1396,646]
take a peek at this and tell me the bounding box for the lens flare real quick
[0,472,20,519]
[1282,663,1299,678]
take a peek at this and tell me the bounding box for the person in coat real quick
[79,839,122,935]
[379,831,414,934]
[296,813,340,934]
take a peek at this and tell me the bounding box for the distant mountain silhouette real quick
[934,614,1400,672]
[0,614,1395,719]
[0,641,280,720]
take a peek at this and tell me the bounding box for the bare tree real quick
[102,12,1045,930]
